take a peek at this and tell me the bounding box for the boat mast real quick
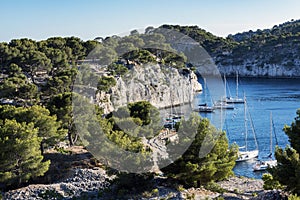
[236,71,239,99]
[224,74,227,100]
[272,116,279,145]
[248,100,259,150]
[244,94,248,151]
[270,112,273,156]
[204,77,207,103]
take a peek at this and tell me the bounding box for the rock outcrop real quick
[217,63,300,78]
[3,168,114,200]
[96,64,202,114]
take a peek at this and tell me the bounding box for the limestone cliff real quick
[95,64,202,114]
[218,63,300,77]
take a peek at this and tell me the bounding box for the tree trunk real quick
[40,141,44,155]
[68,130,74,146]
[68,130,78,146]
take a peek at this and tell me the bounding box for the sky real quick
[0,0,300,42]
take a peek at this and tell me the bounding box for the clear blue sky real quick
[1,0,299,42]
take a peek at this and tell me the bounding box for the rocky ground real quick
[0,146,290,200]
[2,174,288,200]
[3,168,114,200]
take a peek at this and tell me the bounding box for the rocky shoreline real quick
[2,171,288,200]
[1,146,289,200]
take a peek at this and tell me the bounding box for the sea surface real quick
[195,77,300,179]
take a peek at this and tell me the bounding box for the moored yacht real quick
[252,112,278,171]
[236,95,259,162]
[236,149,259,162]
[213,101,234,110]
[224,72,245,104]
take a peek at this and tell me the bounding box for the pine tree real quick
[161,115,237,187]
[269,109,300,194]
[284,109,300,153]
[0,119,50,187]
[0,105,62,154]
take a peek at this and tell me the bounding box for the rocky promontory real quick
[95,64,202,114]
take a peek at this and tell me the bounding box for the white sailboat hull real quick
[253,160,277,171]
[213,101,235,109]
[225,97,245,104]
[236,150,259,162]
[197,106,214,112]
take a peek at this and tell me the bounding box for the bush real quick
[205,182,226,193]
[262,173,283,190]
[289,194,300,200]
[97,76,116,92]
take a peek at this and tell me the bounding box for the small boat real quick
[213,101,234,110]
[252,112,278,171]
[253,159,277,171]
[197,104,214,113]
[225,97,244,104]
[164,114,183,129]
[224,72,245,104]
[213,75,235,109]
[197,78,215,113]
[236,95,259,162]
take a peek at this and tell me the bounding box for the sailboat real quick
[253,112,278,171]
[197,78,214,113]
[225,72,245,104]
[164,80,184,129]
[236,95,259,162]
[213,75,235,110]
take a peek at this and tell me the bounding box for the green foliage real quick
[43,66,78,96]
[72,97,152,172]
[128,101,158,126]
[270,146,300,194]
[97,76,116,92]
[262,173,283,190]
[161,115,237,187]
[112,101,162,139]
[107,63,128,76]
[0,105,63,153]
[160,21,300,67]
[284,109,300,153]
[289,194,300,200]
[205,181,226,193]
[97,46,118,65]
[47,92,75,145]
[0,119,50,187]
[269,109,300,195]
[123,49,156,64]
[0,63,39,105]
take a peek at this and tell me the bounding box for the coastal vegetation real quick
[0,19,299,198]
[161,115,238,187]
[161,19,300,68]
[0,27,233,189]
[264,109,300,195]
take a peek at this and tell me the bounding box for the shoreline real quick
[197,74,300,79]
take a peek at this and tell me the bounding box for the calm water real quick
[196,77,300,179]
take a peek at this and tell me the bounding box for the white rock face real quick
[217,63,300,77]
[96,64,202,114]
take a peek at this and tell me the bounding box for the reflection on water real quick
[196,77,300,178]
[158,78,300,179]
